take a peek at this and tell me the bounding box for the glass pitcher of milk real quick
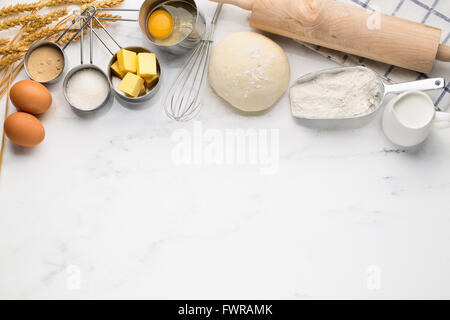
[382,91,450,147]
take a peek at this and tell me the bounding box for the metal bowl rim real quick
[140,0,205,48]
[107,46,162,103]
[63,64,112,113]
[24,40,67,84]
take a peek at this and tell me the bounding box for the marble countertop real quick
[1,0,449,299]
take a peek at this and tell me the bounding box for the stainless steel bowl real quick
[107,46,162,104]
[24,41,67,84]
[63,64,111,113]
[139,0,206,55]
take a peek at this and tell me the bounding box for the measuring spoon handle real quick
[435,112,450,122]
[384,78,445,95]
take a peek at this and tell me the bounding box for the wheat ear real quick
[0,53,25,70]
[0,14,39,31]
[45,0,92,7]
[82,0,125,10]
[0,1,42,19]
[22,8,69,38]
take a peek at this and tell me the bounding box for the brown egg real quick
[9,80,52,114]
[4,112,45,147]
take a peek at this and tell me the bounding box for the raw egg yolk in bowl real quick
[148,9,173,39]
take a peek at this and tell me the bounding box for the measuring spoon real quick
[290,66,445,120]
[62,8,111,113]
[87,13,162,104]
[23,6,98,84]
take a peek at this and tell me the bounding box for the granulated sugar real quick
[66,68,109,111]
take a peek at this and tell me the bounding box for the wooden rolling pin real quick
[211,0,450,73]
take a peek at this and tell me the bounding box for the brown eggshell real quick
[4,112,45,147]
[10,80,52,114]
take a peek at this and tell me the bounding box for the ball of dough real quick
[208,32,290,112]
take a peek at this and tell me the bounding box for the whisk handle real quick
[210,0,253,11]
[206,3,224,41]
[211,3,224,24]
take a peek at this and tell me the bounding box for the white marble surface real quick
[1,0,450,299]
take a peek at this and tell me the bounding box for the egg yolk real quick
[148,9,173,39]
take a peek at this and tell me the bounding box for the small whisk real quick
[165,4,223,121]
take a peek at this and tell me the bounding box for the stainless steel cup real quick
[107,46,162,104]
[24,6,97,85]
[63,64,111,113]
[24,41,67,84]
[139,0,206,54]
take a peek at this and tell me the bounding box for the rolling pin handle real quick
[436,44,450,62]
[209,0,254,11]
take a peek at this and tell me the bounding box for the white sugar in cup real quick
[63,65,111,112]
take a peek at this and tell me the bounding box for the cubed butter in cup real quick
[110,60,126,79]
[117,49,137,74]
[118,73,144,97]
[137,52,157,78]
[144,74,159,89]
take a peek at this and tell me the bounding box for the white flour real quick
[290,68,384,119]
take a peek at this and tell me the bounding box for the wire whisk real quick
[164,4,223,121]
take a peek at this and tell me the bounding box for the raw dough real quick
[208,32,290,112]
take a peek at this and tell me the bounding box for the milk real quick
[382,91,450,147]
[393,92,434,128]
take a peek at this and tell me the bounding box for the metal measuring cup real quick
[23,6,98,85]
[139,0,206,54]
[94,0,206,55]
[62,9,111,113]
[290,66,445,120]
[88,13,162,104]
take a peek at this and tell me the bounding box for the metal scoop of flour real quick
[290,66,445,120]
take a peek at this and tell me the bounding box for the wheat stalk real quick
[0,53,25,70]
[91,12,121,28]
[0,1,42,19]
[0,44,28,56]
[46,0,92,7]
[0,38,9,46]
[95,13,121,19]
[82,0,124,10]
[22,8,69,38]
[22,25,68,46]
[53,29,83,46]
[0,14,39,31]
[0,0,91,19]
[0,25,68,57]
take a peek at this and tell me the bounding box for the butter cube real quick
[137,52,157,78]
[118,73,144,97]
[117,49,136,74]
[125,84,146,98]
[139,84,146,96]
[110,60,126,79]
[144,74,159,89]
